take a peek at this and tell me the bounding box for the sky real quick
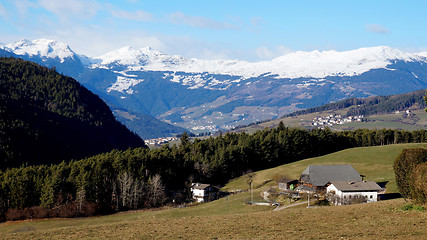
[1,0,427,61]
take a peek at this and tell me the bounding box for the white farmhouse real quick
[191,183,218,203]
[327,180,383,205]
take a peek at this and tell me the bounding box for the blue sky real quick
[1,0,426,61]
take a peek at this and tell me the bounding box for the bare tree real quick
[118,172,134,209]
[76,188,86,213]
[131,179,145,209]
[147,174,166,207]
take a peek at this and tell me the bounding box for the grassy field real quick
[223,143,427,193]
[1,143,427,239]
[0,199,425,239]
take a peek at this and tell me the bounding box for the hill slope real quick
[285,88,426,118]
[233,89,427,133]
[1,144,427,239]
[224,143,427,193]
[112,109,188,139]
[0,58,145,169]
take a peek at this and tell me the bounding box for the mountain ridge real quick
[3,39,427,134]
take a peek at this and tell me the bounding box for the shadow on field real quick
[379,193,402,200]
[376,181,402,200]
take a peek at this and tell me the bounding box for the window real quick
[370,195,373,198]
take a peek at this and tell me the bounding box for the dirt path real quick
[273,201,308,211]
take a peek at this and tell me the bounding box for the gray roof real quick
[300,165,362,187]
[191,183,211,190]
[330,181,382,192]
[278,178,298,184]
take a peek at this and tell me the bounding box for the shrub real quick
[410,162,427,204]
[4,201,100,221]
[393,148,427,199]
[30,206,49,219]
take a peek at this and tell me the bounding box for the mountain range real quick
[2,39,427,136]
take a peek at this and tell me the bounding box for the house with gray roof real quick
[299,165,362,191]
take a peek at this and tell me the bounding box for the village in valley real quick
[144,136,179,146]
[311,114,365,128]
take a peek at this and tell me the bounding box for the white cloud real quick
[251,16,264,27]
[37,0,101,19]
[0,3,7,18]
[169,11,238,30]
[14,0,38,17]
[366,24,389,34]
[256,45,292,60]
[128,36,166,51]
[111,9,153,22]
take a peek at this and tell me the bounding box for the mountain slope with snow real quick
[3,39,427,135]
[93,45,427,79]
[2,39,77,62]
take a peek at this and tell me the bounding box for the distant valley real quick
[2,39,427,138]
[233,89,427,133]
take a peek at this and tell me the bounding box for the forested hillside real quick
[113,109,189,139]
[285,89,426,118]
[0,58,145,169]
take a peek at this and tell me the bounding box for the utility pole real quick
[251,181,253,204]
[307,193,310,208]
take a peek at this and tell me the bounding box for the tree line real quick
[2,125,427,221]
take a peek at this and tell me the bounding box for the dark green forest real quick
[0,58,145,169]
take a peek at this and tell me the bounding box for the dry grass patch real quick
[1,199,426,239]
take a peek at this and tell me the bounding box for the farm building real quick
[299,164,362,192]
[278,178,298,190]
[191,183,219,203]
[326,180,383,205]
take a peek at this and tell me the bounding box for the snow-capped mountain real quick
[93,44,426,79]
[3,39,427,135]
[1,39,78,63]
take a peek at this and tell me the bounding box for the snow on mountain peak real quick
[3,39,76,62]
[93,46,189,69]
[92,45,427,79]
[3,39,427,81]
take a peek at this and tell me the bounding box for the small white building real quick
[327,180,383,205]
[191,183,218,203]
